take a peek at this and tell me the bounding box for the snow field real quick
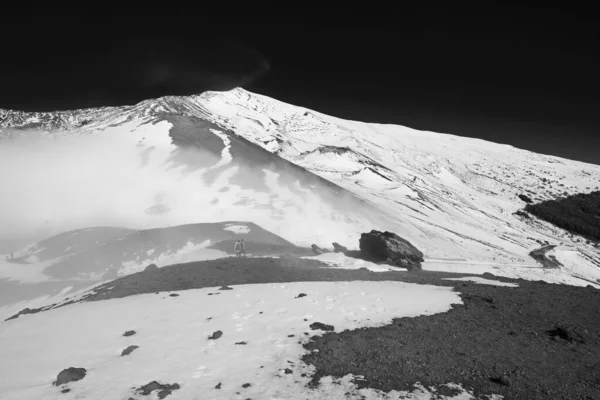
[0,281,462,400]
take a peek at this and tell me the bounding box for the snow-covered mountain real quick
[3,88,600,400]
[2,87,600,288]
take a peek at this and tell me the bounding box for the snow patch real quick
[119,240,225,275]
[223,225,250,234]
[303,252,407,272]
[444,277,519,287]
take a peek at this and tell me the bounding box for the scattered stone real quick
[518,194,533,203]
[54,367,87,386]
[218,286,233,291]
[144,263,159,272]
[215,382,222,389]
[242,383,252,388]
[235,341,247,345]
[123,330,136,337]
[135,381,180,399]
[169,293,179,297]
[547,324,585,343]
[359,230,424,270]
[208,330,223,340]
[296,293,307,298]
[310,322,335,331]
[491,375,511,386]
[121,345,139,356]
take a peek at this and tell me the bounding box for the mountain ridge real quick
[1,87,600,288]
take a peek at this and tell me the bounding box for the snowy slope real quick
[189,88,600,286]
[2,88,600,287]
[0,280,483,400]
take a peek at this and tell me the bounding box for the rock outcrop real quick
[359,230,424,270]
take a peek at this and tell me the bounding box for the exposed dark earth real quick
[8,256,600,399]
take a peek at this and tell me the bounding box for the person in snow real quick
[234,240,242,257]
[239,239,247,258]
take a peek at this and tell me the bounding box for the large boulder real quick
[359,230,424,270]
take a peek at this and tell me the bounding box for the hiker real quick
[234,240,241,257]
[239,239,247,258]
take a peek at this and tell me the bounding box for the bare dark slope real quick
[5,257,600,398]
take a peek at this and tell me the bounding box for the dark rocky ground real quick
[5,256,600,398]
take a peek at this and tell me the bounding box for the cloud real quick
[0,121,389,250]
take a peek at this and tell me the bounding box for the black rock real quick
[310,322,335,331]
[518,194,533,203]
[136,381,180,399]
[123,330,136,337]
[491,375,511,386]
[169,293,179,297]
[54,367,87,386]
[242,383,251,388]
[359,230,424,270]
[208,330,223,340]
[296,293,307,298]
[547,324,585,343]
[235,341,248,345]
[218,286,233,291]
[121,345,139,356]
[215,382,222,389]
[284,368,293,374]
[61,388,71,393]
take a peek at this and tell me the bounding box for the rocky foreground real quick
[6,256,600,399]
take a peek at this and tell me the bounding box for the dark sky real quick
[1,6,599,165]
